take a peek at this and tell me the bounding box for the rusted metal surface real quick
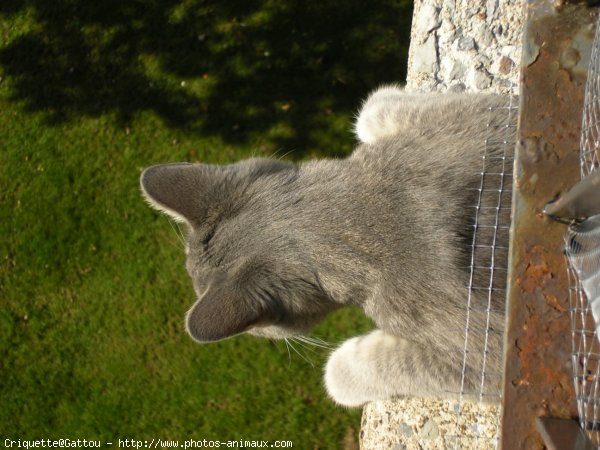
[501,2,597,449]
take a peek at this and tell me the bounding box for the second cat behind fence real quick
[140,85,513,407]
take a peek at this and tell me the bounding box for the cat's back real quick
[337,89,514,360]
[295,91,514,239]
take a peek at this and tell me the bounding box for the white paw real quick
[354,85,408,144]
[324,331,397,407]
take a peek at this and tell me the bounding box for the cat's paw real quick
[354,85,409,145]
[324,330,396,407]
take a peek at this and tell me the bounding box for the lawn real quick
[0,1,411,448]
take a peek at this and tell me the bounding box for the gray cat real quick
[140,85,514,407]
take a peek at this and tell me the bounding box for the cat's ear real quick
[140,163,213,225]
[185,285,275,342]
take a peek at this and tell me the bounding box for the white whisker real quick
[283,338,292,366]
[167,219,185,249]
[175,221,186,244]
[289,337,320,355]
[269,148,283,159]
[286,338,314,367]
[276,149,295,161]
[295,335,334,349]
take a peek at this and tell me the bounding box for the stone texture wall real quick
[407,0,524,95]
[361,399,501,450]
[360,1,524,448]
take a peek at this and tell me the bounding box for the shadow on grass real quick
[0,0,412,157]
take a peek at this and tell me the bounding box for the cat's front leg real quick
[324,330,460,407]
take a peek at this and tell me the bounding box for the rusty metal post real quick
[501,2,597,449]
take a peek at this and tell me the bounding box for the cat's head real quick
[140,159,336,343]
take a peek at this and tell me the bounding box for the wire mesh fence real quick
[564,14,600,447]
[567,218,600,446]
[443,94,518,449]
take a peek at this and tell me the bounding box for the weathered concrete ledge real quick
[361,399,499,450]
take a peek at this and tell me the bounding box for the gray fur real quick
[140,86,514,406]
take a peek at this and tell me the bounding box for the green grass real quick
[0,1,411,447]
